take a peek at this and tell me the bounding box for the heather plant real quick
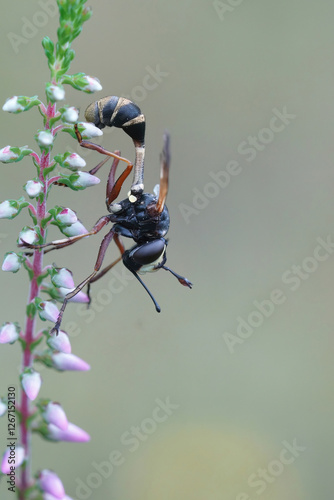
[0,1,106,498]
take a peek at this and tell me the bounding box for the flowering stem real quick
[1,3,95,496]
[19,127,51,497]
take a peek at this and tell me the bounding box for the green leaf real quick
[28,207,38,225]
[18,337,26,351]
[36,271,49,287]
[42,162,57,179]
[22,260,35,281]
[26,302,37,319]
[42,36,55,64]
[48,114,62,128]
[41,213,52,229]
[61,72,88,91]
[55,172,83,191]
[61,125,77,139]
[30,335,44,351]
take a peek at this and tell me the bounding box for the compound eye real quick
[132,240,165,265]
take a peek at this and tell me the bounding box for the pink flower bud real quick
[43,402,68,431]
[72,171,100,188]
[62,107,79,123]
[24,180,43,198]
[52,353,90,371]
[0,322,20,343]
[47,422,90,442]
[1,446,24,473]
[79,122,103,139]
[19,227,38,245]
[51,268,75,289]
[39,301,59,323]
[43,494,73,500]
[82,76,102,93]
[58,287,89,303]
[0,146,19,162]
[2,96,24,113]
[0,200,18,219]
[61,220,88,237]
[0,399,6,416]
[38,469,65,498]
[2,252,21,272]
[55,208,77,225]
[47,85,65,102]
[21,369,42,401]
[63,153,86,169]
[36,131,54,147]
[46,330,71,354]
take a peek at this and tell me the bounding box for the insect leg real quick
[19,216,110,255]
[86,234,125,302]
[155,132,170,214]
[50,227,116,335]
[75,124,133,168]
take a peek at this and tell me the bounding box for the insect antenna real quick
[161,265,193,288]
[129,271,161,312]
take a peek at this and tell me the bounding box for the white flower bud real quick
[0,146,19,162]
[72,171,100,188]
[39,301,59,322]
[1,446,24,473]
[2,252,21,272]
[42,403,68,431]
[0,322,20,343]
[52,353,90,371]
[61,221,88,237]
[58,287,89,303]
[0,200,18,219]
[24,180,43,198]
[82,76,102,92]
[2,96,24,113]
[51,268,75,289]
[19,228,38,245]
[21,370,42,401]
[62,107,79,123]
[63,153,86,169]
[47,422,90,442]
[47,330,71,354]
[48,84,65,102]
[36,131,54,147]
[79,122,103,139]
[55,208,77,225]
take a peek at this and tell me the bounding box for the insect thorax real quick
[109,193,170,242]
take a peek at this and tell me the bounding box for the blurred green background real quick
[1,0,334,498]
